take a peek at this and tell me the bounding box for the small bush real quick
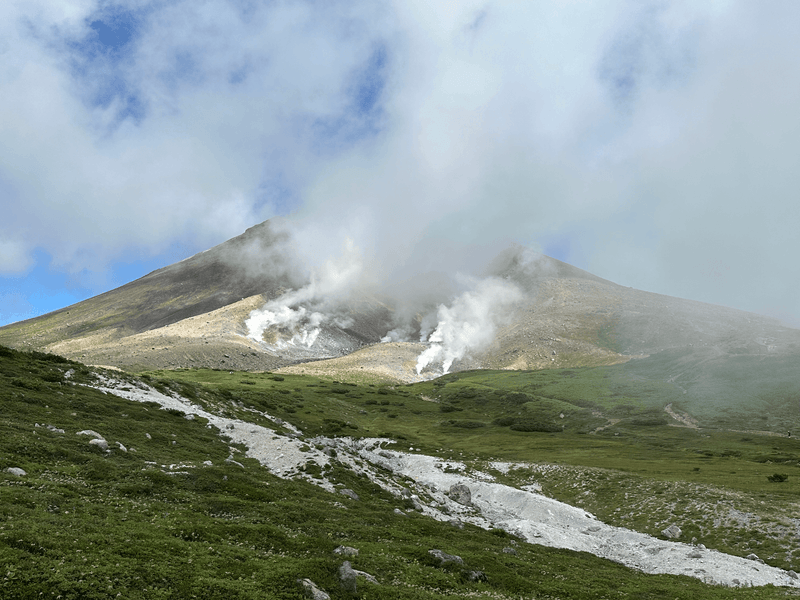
[767,473,789,483]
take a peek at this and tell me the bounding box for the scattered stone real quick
[502,547,517,555]
[225,458,245,468]
[746,553,765,564]
[448,483,472,506]
[297,578,330,600]
[145,433,152,439]
[466,570,487,582]
[116,442,127,452]
[76,430,104,440]
[429,549,464,566]
[394,508,407,516]
[88,438,109,451]
[339,488,360,501]
[184,414,195,420]
[788,570,798,580]
[449,519,464,529]
[338,561,357,594]
[410,496,424,511]
[687,550,703,559]
[662,524,682,539]
[203,460,213,466]
[352,568,378,584]
[5,467,26,477]
[334,546,359,557]
[697,544,706,550]
[46,425,65,434]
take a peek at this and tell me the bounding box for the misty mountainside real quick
[2,217,800,433]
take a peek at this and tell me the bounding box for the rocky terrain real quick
[79,370,799,589]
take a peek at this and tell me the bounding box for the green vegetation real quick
[2,346,800,598]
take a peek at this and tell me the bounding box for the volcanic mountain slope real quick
[2,219,799,382]
[0,220,393,371]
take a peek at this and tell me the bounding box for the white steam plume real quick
[245,238,364,351]
[415,277,523,376]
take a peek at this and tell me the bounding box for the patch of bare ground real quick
[45,295,290,372]
[664,403,700,428]
[276,342,427,384]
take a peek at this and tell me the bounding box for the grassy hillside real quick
[2,345,799,598]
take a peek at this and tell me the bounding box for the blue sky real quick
[2,1,800,328]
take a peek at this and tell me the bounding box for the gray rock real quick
[339,488,360,501]
[449,519,464,529]
[76,430,104,440]
[502,547,517,555]
[297,578,330,600]
[746,553,765,564]
[448,483,472,506]
[393,508,407,516]
[429,549,464,566]
[5,467,26,477]
[788,570,798,579]
[687,550,703,559]
[46,425,65,434]
[352,568,378,584]
[88,438,109,451]
[466,570,487,582]
[661,524,681,539]
[334,546,359,556]
[338,561,357,594]
[116,442,127,452]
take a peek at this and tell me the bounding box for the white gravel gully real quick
[92,376,799,589]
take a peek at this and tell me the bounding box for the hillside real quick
[3,345,800,597]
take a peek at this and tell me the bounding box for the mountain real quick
[2,219,799,383]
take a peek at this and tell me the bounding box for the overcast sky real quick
[1,0,799,328]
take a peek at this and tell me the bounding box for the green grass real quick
[2,346,800,598]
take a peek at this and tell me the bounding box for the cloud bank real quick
[1,1,800,327]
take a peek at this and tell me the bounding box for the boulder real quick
[466,570,487,582]
[89,438,109,451]
[661,524,681,539]
[334,546,359,557]
[448,483,472,506]
[502,547,517,555]
[76,430,104,440]
[5,467,26,477]
[449,519,464,529]
[429,549,464,566]
[297,578,330,600]
[338,561,357,594]
[339,488,360,501]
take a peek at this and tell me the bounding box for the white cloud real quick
[1,0,799,324]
